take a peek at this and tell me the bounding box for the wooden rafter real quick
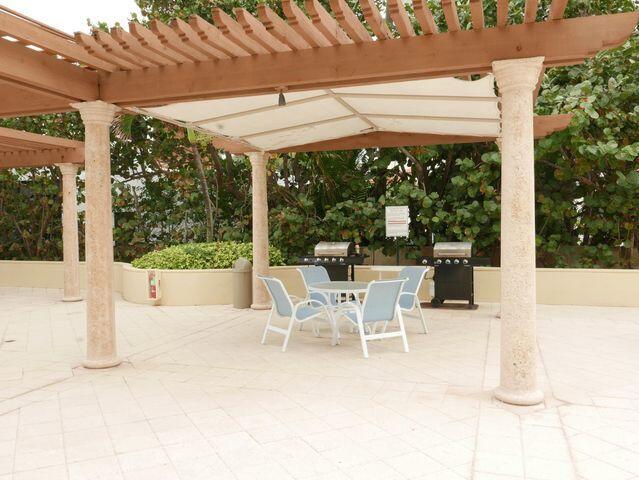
[75,32,138,71]
[169,18,231,59]
[234,8,291,53]
[524,0,539,23]
[93,29,154,68]
[212,8,270,55]
[150,20,210,61]
[470,0,485,30]
[412,0,438,35]
[549,0,569,20]
[442,0,461,33]
[305,0,353,45]
[497,0,509,27]
[388,0,416,37]
[0,10,117,72]
[329,0,372,43]
[257,4,312,50]
[110,27,179,66]
[359,0,393,40]
[282,0,332,48]
[188,15,251,57]
[128,22,193,64]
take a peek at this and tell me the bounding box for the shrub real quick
[131,242,285,270]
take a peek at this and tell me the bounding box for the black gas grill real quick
[299,242,366,281]
[420,242,489,308]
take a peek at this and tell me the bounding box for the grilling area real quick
[0,0,637,417]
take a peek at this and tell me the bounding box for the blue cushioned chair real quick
[258,275,335,352]
[397,266,429,333]
[337,279,408,358]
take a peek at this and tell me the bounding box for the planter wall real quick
[1,260,638,307]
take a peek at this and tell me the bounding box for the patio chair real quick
[297,266,338,332]
[336,279,408,358]
[258,275,335,352]
[397,266,429,333]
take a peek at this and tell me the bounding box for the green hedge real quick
[131,242,285,270]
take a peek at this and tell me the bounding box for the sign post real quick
[385,206,410,265]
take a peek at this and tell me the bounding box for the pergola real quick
[0,0,636,406]
[0,126,84,302]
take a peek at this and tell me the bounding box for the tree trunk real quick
[191,144,215,242]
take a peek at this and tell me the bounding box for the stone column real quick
[492,57,544,406]
[248,151,271,310]
[71,100,121,369]
[56,163,82,302]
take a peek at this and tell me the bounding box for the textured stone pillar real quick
[56,163,82,302]
[492,57,545,406]
[72,101,121,369]
[248,151,271,310]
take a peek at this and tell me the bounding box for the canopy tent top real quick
[0,126,84,169]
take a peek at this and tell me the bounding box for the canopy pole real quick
[72,100,122,369]
[56,162,82,302]
[248,151,271,310]
[492,57,545,406]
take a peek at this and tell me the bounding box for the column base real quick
[251,303,271,310]
[62,295,83,302]
[82,356,122,369]
[494,386,544,406]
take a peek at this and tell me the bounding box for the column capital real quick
[492,57,544,94]
[56,162,80,177]
[71,100,120,126]
[247,151,270,167]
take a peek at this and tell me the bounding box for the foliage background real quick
[0,0,637,268]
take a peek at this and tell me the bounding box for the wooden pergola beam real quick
[0,11,117,72]
[0,81,74,118]
[0,35,98,101]
[269,114,572,153]
[0,148,82,169]
[98,12,639,107]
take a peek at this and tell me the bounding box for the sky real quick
[2,0,141,35]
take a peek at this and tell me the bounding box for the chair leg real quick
[299,322,304,331]
[261,309,274,345]
[282,317,296,352]
[397,309,409,353]
[417,303,428,334]
[358,319,369,358]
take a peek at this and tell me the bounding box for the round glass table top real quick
[308,281,370,293]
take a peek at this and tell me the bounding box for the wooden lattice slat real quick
[234,8,291,53]
[359,0,393,40]
[470,0,485,29]
[189,15,251,57]
[442,0,461,32]
[111,27,179,66]
[257,4,312,50]
[305,0,353,45]
[170,18,231,60]
[328,0,372,43]
[412,0,439,35]
[212,8,270,55]
[282,0,332,48]
[74,32,138,71]
[129,22,193,64]
[388,0,416,37]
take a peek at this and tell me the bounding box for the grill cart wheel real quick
[431,297,443,308]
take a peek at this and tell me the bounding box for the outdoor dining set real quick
[258,266,429,358]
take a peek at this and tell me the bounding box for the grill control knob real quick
[422,259,428,265]
[445,259,451,265]
[340,258,344,263]
[332,257,337,263]
[463,259,469,265]
[454,259,460,265]
[435,259,442,265]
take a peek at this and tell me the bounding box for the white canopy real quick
[141,75,500,151]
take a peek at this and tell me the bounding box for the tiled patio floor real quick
[0,287,638,480]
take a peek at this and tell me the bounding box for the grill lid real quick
[314,241,354,257]
[433,242,472,258]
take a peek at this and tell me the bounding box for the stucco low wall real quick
[1,261,638,307]
[0,260,124,292]
[474,267,639,307]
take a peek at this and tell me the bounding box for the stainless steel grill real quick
[300,241,365,281]
[433,242,472,258]
[420,241,489,308]
[314,241,354,257]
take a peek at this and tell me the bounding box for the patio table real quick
[309,281,370,345]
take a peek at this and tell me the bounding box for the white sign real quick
[385,206,410,238]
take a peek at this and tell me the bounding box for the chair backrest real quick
[297,266,331,304]
[398,266,428,309]
[361,279,406,323]
[258,276,293,317]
